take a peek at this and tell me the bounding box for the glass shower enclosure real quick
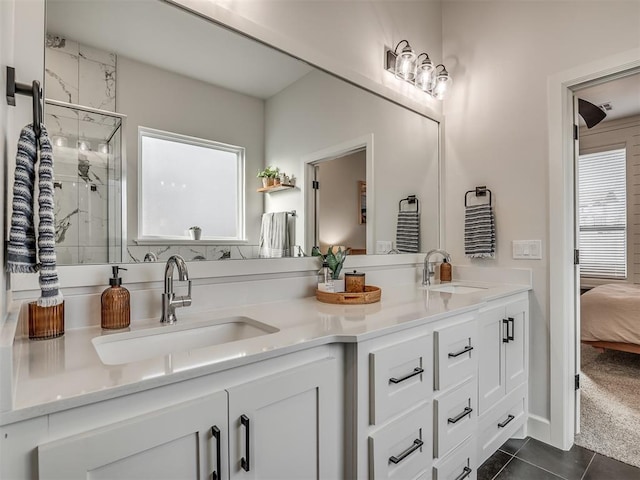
[44,99,126,264]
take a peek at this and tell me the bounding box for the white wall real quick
[117,56,265,247]
[442,1,640,427]
[218,0,444,114]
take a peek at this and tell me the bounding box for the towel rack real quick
[286,210,296,217]
[6,66,43,138]
[464,186,492,207]
[399,195,420,213]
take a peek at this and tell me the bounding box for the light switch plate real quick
[513,240,542,260]
[376,240,392,254]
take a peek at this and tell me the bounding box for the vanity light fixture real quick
[389,40,417,81]
[385,42,452,100]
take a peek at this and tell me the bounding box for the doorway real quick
[572,69,640,467]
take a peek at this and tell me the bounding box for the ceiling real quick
[577,72,640,125]
[46,0,313,100]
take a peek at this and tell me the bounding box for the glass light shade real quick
[98,143,110,154]
[78,139,91,151]
[52,135,68,147]
[395,46,417,81]
[432,71,452,100]
[415,59,435,91]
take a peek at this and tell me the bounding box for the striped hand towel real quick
[7,124,63,306]
[396,211,420,253]
[258,212,290,258]
[464,204,495,258]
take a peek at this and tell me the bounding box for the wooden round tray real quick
[316,285,381,305]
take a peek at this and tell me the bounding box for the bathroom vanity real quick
[0,279,530,480]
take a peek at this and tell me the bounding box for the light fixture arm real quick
[393,40,411,54]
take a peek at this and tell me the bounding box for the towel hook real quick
[464,186,492,207]
[6,66,43,138]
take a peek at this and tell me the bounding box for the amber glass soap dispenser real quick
[101,266,130,329]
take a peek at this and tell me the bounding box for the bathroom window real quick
[138,127,245,242]
[578,147,626,279]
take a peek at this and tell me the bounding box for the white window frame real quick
[137,126,246,244]
[578,145,627,281]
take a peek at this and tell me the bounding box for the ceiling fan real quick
[578,98,607,129]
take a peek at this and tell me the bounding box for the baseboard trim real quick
[527,414,551,445]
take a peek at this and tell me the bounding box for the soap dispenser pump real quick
[101,266,130,330]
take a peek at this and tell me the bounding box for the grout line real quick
[514,456,568,479]
[491,455,515,480]
[579,452,597,480]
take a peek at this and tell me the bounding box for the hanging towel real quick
[7,124,63,307]
[396,211,420,253]
[464,204,496,258]
[259,212,290,258]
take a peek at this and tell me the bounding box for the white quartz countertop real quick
[2,281,529,425]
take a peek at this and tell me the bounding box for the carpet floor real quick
[575,344,640,468]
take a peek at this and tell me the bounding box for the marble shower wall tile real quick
[79,44,116,67]
[54,180,80,247]
[79,57,116,111]
[45,47,79,104]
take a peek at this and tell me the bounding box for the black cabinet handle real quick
[498,414,515,428]
[389,438,423,464]
[389,367,424,384]
[508,317,515,341]
[454,466,472,480]
[240,414,250,472]
[448,345,474,358]
[211,426,221,480]
[448,406,473,424]
[502,319,509,343]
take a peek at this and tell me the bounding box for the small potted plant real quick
[312,245,348,292]
[257,166,280,188]
[188,226,202,240]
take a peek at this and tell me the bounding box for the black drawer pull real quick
[448,345,474,358]
[389,367,424,384]
[240,414,250,472]
[507,317,515,341]
[454,466,472,480]
[389,438,423,464]
[211,426,221,480]
[498,414,515,428]
[502,318,509,343]
[448,406,473,424]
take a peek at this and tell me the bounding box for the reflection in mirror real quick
[42,0,440,265]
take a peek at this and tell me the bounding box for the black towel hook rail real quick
[465,186,492,207]
[6,66,43,138]
[399,195,420,213]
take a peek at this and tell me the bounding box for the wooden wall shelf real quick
[256,183,295,193]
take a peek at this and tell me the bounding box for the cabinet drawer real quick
[369,402,433,480]
[433,436,477,480]
[434,378,476,458]
[370,334,433,425]
[477,384,526,465]
[435,316,477,391]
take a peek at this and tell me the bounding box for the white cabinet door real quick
[505,299,527,394]
[477,305,506,414]
[227,357,340,480]
[38,391,228,480]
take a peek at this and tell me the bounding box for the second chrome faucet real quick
[161,254,192,324]
[422,249,451,286]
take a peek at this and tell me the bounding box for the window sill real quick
[134,238,249,246]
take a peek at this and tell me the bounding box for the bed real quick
[581,283,640,354]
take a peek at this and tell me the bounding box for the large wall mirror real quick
[42,0,441,265]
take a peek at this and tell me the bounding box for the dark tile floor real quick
[478,437,640,480]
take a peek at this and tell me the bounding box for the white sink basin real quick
[428,283,488,294]
[92,316,279,365]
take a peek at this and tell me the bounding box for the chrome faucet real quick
[160,255,192,324]
[422,249,452,286]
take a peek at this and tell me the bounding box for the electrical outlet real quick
[376,240,392,254]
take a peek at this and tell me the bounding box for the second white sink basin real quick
[428,283,488,294]
[92,316,279,365]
